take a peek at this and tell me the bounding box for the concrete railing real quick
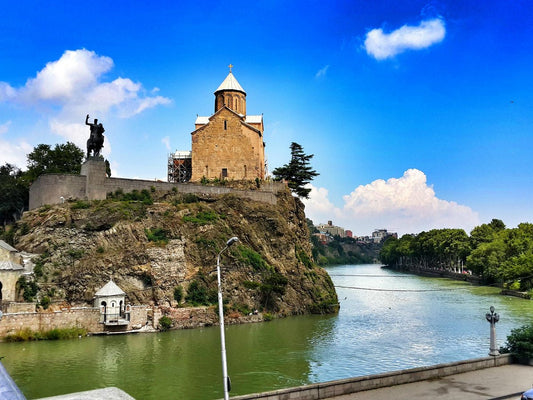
[229,354,513,400]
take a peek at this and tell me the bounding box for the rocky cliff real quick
[13,187,338,317]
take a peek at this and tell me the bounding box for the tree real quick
[272,142,319,199]
[25,142,84,183]
[0,164,28,225]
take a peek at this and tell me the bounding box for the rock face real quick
[13,188,338,317]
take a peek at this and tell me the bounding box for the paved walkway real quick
[330,364,533,399]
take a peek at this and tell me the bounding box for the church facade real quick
[189,69,266,182]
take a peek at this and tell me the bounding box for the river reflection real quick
[2,264,533,399]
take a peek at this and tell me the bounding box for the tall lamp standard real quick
[217,236,239,400]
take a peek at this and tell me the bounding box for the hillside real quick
[12,187,338,316]
[310,234,381,265]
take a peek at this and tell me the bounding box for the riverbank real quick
[382,264,483,284]
[382,264,533,300]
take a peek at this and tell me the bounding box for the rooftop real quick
[0,240,17,253]
[215,72,245,94]
[94,280,126,297]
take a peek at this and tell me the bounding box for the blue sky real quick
[1,0,532,236]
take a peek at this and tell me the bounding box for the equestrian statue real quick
[85,114,105,158]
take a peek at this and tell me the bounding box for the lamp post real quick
[486,305,500,356]
[217,236,239,400]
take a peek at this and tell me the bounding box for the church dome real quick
[215,72,246,94]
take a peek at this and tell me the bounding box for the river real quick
[2,264,533,399]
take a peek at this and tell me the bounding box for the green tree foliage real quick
[502,324,533,359]
[379,228,470,271]
[272,142,318,199]
[25,142,84,183]
[0,163,28,225]
[470,219,506,248]
[381,221,533,289]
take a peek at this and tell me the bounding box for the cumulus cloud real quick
[364,18,446,60]
[315,65,330,79]
[0,121,33,166]
[0,49,171,158]
[303,169,479,236]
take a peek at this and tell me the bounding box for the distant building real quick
[345,230,353,238]
[316,221,346,238]
[372,229,397,243]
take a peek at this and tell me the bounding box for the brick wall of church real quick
[191,108,264,181]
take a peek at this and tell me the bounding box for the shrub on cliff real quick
[158,316,173,331]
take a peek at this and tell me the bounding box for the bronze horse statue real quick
[85,114,105,157]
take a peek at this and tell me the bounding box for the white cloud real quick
[18,49,113,103]
[0,122,33,166]
[364,18,446,60]
[303,169,479,236]
[0,49,171,161]
[161,136,171,151]
[315,65,330,79]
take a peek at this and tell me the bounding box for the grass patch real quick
[70,200,91,210]
[5,327,87,342]
[238,246,271,271]
[145,228,169,245]
[183,210,219,225]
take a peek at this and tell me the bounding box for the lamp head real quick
[227,237,239,247]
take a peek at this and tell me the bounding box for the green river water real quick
[2,264,533,399]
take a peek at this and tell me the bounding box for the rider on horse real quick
[85,114,105,157]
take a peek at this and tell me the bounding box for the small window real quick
[222,168,228,178]
[224,120,227,130]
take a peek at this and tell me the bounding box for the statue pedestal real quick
[81,158,107,201]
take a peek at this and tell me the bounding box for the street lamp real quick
[486,305,500,356]
[217,236,239,400]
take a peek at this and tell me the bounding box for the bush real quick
[145,228,169,245]
[183,210,219,225]
[238,247,270,271]
[40,296,51,310]
[502,324,533,359]
[17,276,39,302]
[158,316,173,331]
[185,280,216,306]
[70,200,91,209]
[174,286,183,303]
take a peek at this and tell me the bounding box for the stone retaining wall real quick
[29,163,285,210]
[0,307,103,337]
[230,355,513,400]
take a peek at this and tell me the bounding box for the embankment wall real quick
[230,355,513,400]
[0,305,150,338]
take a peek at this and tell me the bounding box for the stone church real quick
[187,68,266,182]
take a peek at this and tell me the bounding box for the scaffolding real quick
[168,151,192,182]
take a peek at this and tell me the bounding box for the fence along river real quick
[2,264,533,400]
